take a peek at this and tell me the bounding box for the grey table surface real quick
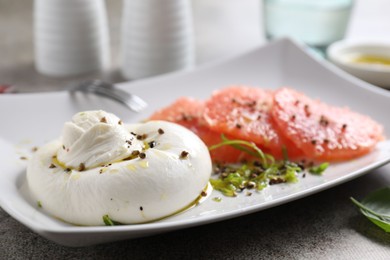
[1,0,390,259]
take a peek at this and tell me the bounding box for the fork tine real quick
[70,80,148,112]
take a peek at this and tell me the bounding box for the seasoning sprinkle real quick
[78,163,86,171]
[319,115,329,126]
[158,128,165,135]
[49,163,56,169]
[139,206,143,211]
[32,147,38,152]
[342,124,348,131]
[311,140,317,145]
[139,152,146,159]
[304,104,311,117]
[100,117,107,123]
[201,191,207,197]
[118,120,123,125]
[291,114,296,121]
[180,150,189,159]
[236,123,242,129]
[246,181,256,189]
[20,156,27,160]
[148,141,157,148]
[136,133,148,140]
[181,113,194,121]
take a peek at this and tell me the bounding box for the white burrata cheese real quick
[27,110,212,226]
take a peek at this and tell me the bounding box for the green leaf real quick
[102,215,123,226]
[103,215,115,226]
[309,162,329,175]
[351,187,390,233]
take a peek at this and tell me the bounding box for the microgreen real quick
[208,135,304,197]
[351,187,390,233]
[309,162,329,175]
[209,134,273,167]
[102,215,122,226]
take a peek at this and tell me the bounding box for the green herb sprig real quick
[102,215,122,226]
[351,187,390,233]
[209,135,305,197]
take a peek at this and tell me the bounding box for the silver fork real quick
[70,79,148,112]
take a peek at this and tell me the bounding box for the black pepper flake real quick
[126,140,132,145]
[20,156,27,160]
[257,115,262,120]
[236,123,242,129]
[132,150,140,156]
[221,172,229,178]
[311,140,317,145]
[140,206,143,211]
[180,150,189,159]
[158,128,165,135]
[319,115,329,126]
[246,100,256,107]
[246,181,256,189]
[78,163,86,171]
[294,100,300,106]
[137,133,148,140]
[181,113,194,121]
[201,191,207,197]
[139,152,146,159]
[99,169,103,174]
[100,117,107,123]
[32,147,38,152]
[324,139,330,144]
[118,120,123,125]
[304,104,311,117]
[342,124,348,131]
[49,163,56,169]
[269,178,285,185]
[62,145,66,150]
[130,132,137,136]
[148,141,156,148]
[291,114,296,121]
[65,168,71,173]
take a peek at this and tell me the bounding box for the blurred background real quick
[0,0,389,92]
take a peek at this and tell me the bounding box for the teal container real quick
[263,0,354,49]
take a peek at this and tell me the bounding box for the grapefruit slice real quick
[203,86,304,159]
[272,88,384,161]
[148,97,249,163]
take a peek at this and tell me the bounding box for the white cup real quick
[34,0,110,77]
[120,0,195,80]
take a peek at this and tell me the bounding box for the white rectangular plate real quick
[1,39,390,247]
